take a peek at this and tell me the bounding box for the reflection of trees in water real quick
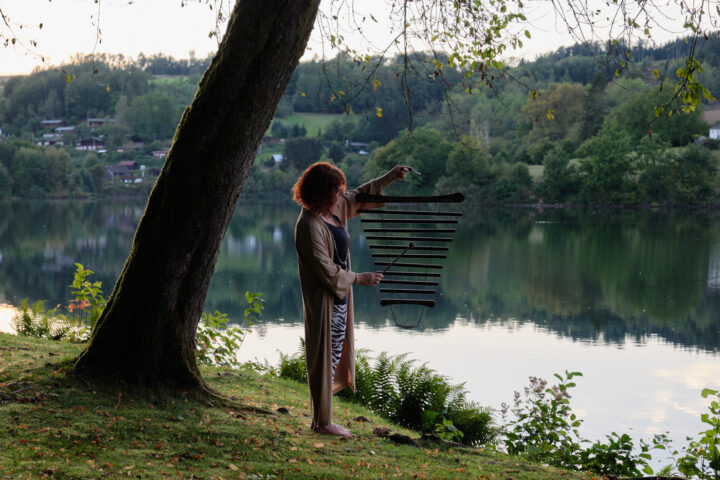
[2,201,720,352]
[442,209,720,352]
[0,200,144,306]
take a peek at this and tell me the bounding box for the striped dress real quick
[323,216,349,380]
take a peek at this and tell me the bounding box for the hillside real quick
[0,333,590,479]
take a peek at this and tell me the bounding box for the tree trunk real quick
[74,0,320,386]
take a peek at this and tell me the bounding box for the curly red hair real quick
[292,162,347,215]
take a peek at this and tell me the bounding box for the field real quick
[273,113,353,136]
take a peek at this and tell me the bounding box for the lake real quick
[1,198,719,465]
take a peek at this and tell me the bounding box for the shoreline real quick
[0,303,18,334]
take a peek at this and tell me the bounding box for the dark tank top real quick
[324,215,349,305]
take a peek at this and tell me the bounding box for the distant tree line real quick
[1,36,719,203]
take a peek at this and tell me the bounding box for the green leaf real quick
[701,388,718,398]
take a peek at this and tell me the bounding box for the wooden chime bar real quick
[381,288,437,295]
[380,271,441,277]
[357,192,464,203]
[358,209,462,216]
[361,218,458,224]
[372,253,447,259]
[366,235,452,242]
[364,228,456,234]
[380,299,436,307]
[375,261,443,269]
[380,279,439,286]
[370,244,449,251]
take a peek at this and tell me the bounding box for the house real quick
[710,123,720,140]
[76,137,106,151]
[41,119,65,129]
[262,136,283,145]
[104,165,135,183]
[37,133,65,147]
[55,126,76,135]
[118,160,139,170]
[345,141,369,151]
[151,150,169,160]
[87,118,105,128]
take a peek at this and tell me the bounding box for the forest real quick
[1,36,719,205]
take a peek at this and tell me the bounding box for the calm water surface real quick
[1,199,719,461]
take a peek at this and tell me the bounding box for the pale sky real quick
[0,0,705,76]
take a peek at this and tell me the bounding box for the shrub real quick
[278,343,496,446]
[13,299,70,341]
[501,371,666,476]
[196,292,263,368]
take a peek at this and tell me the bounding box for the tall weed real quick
[501,371,667,477]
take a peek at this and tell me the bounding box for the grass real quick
[0,333,591,480]
[527,165,544,181]
[274,113,352,136]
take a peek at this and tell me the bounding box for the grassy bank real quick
[0,333,589,479]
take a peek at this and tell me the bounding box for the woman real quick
[293,162,410,437]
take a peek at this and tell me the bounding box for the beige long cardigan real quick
[294,177,385,429]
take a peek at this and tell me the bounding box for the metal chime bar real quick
[380,288,436,295]
[370,245,449,251]
[380,299,436,307]
[357,192,465,203]
[380,279,439,286]
[358,209,463,216]
[372,253,447,259]
[361,219,458,224]
[375,262,443,269]
[366,236,453,242]
[364,228,456,234]
[380,271,441,277]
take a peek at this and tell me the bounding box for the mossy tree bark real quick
[74,0,321,386]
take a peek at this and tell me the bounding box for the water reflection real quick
[1,200,720,355]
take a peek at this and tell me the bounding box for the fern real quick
[278,343,496,446]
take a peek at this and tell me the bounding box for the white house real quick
[710,123,720,140]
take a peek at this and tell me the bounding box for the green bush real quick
[13,299,70,341]
[278,343,495,446]
[501,371,667,476]
[675,388,720,480]
[196,292,263,368]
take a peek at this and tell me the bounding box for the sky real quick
[0,0,704,76]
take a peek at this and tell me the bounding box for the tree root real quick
[198,384,274,415]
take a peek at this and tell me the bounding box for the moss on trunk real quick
[74,0,321,386]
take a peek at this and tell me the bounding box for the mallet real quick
[381,242,415,274]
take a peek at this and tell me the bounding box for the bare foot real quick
[313,423,354,438]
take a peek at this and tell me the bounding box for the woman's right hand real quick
[356,272,383,287]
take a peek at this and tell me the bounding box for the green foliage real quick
[68,263,106,331]
[12,298,70,341]
[282,137,324,171]
[538,145,580,202]
[196,292,263,368]
[493,163,533,203]
[278,338,307,382]
[577,128,634,204]
[363,127,451,195]
[502,371,665,476]
[278,344,495,446]
[674,388,720,480]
